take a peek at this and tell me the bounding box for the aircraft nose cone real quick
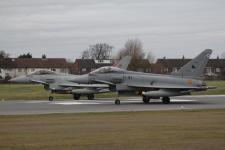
[72,74,89,84]
[9,75,30,83]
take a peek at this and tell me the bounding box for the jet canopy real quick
[90,67,125,74]
[29,70,56,75]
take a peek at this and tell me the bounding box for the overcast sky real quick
[0,0,225,59]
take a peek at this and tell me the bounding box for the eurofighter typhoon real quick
[72,49,216,104]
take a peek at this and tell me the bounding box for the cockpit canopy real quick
[90,66,125,74]
[29,70,56,75]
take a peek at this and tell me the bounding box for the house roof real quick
[157,59,225,68]
[0,58,68,68]
[75,59,113,69]
[135,59,151,67]
[128,59,151,69]
[75,59,96,68]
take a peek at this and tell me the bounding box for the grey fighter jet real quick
[72,49,215,104]
[9,56,132,101]
[10,70,110,101]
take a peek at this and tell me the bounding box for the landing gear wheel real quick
[162,97,170,104]
[87,94,94,100]
[73,94,80,100]
[142,96,150,104]
[49,96,54,101]
[115,99,120,105]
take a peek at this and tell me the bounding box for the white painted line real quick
[21,101,49,103]
[52,102,100,105]
[182,95,225,98]
[170,99,196,102]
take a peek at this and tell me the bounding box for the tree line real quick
[0,51,47,59]
[0,39,156,64]
[81,38,156,68]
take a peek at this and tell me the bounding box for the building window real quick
[82,68,86,72]
[18,68,22,72]
[216,68,221,73]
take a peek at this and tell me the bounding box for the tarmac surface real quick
[0,95,225,115]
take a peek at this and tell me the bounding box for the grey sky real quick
[0,0,225,59]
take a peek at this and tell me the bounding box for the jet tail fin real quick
[113,55,132,70]
[172,49,212,78]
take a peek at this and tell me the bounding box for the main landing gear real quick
[142,96,150,104]
[141,96,170,104]
[162,97,170,104]
[73,94,95,100]
[87,94,94,100]
[73,94,80,100]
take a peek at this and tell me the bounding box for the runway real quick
[0,95,225,115]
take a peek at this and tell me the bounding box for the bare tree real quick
[221,52,225,59]
[0,50,10,58]
[81,49,90,59]
[118,38,145,60]
[18,52,32,58]
[146,51,155,63]
[42,54,47,59]
[117,38,145,70]
[81,43,113,59]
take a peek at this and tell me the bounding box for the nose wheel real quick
[115,99,120,105]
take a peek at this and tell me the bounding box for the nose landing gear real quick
[115,99,120,105]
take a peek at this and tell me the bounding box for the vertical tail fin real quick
[172,49,212,78]
[113,55,132,70]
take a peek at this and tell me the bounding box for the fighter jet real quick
[72,49,215,104]
[9,56,132,101]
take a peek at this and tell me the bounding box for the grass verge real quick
[0,109,225,150]
[0,80,224,100]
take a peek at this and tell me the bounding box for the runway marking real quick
[170,99,196,102]
[51,99,196,105]
[24,101,49,103]
[52,101,101,105]
[181,95,225,98]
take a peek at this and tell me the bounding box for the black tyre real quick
[142,96,150,103]
[115,99,120,105]
[49,96,54,101]
[162,97,170,104]
[87,94,94,100]
[73,94,80,100]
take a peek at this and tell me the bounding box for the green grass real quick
[194,80,225,95]
[0,81,224,100]
[0,84,72,100]
[0,109,225,150]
